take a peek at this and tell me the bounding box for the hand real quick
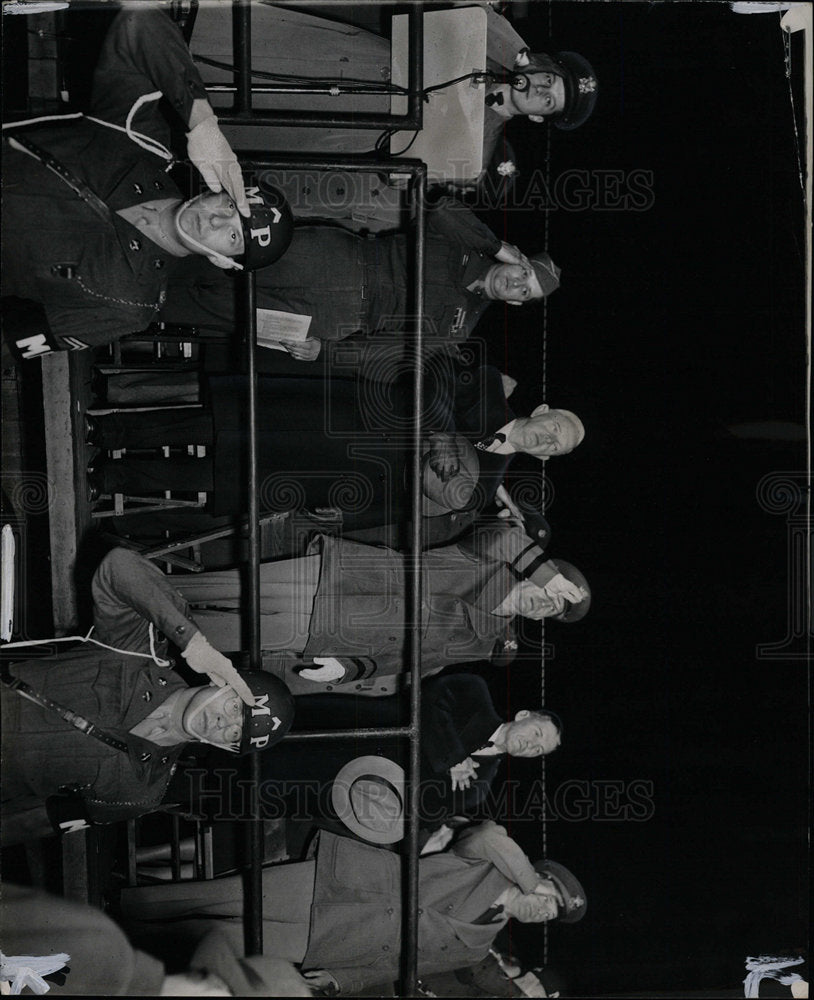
[545,573,587,605]
[303,970,340,996]
[496,242,530,268]
[449,756,480,791]
[420,823,454,855]
[428,433,461,482]
[180,631,254,705]
[280,337,322,361]
[500,373,518,398]
[186,114,250,217]
[298,657,346,683]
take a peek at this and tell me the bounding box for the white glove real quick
[298,657,346,682]
[180,631,253,705]
[544,572,587,605]
[449,756,480,791]
[186,114,250,217]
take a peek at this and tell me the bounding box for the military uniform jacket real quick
[161,198,502,375]
[303,821,540,994]
[1,9,209,357]
[1,648,187,831]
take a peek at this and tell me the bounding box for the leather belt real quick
[5,130,113,225]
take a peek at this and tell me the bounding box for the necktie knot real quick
[475,432,507,452]
[485,91,505,108]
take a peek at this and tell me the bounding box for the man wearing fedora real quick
[167,520,590,696]
[287,674,562,820]
[119,819,585,996]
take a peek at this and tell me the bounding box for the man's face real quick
[504,711,561,758]
[503,882,562,923]
[508,408,581,457]
[176,191,245,259]
[483,263,544,304]
[509,579,575,620]
[182,686,243,747]
[509,71,566,118]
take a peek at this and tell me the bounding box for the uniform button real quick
[133,183,143,195]
[387,908,394,915]
[418,908,423,915]
[388,636,396,642]
[161,756,169,765]
[153,180,164,190]
[446,904,453,911]
[154,258,165,269]
[140,752,152,762]
[175,625,187,636]
[382,945,390,952]
[326,684,333,691]
[129,238,142,252]
[158,677,168,687]
[142,691,153,702]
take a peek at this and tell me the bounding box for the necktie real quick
[475,432,506,452]
[485,91,504,108]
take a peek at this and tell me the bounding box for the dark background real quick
[465,2,808,994]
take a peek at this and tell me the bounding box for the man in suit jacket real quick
[119,820,586,996]
[420,363,584,544]
[171,522,590,696]
[419,674,562,820]
[234,673,561,826]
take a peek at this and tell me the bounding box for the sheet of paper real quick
[256,309,312,349]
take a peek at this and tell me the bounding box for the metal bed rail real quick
[225,7,427,991]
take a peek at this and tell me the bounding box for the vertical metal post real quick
[232,0,251,115]
[407,5,424,129]
[244,264,263,957]
[402,167,427,998]
[231,0,263,958]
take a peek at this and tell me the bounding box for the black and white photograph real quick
[1,1,810,996]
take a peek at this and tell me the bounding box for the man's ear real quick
[528,114,545,124]
[531,403,550,417]
[515,709,530,721]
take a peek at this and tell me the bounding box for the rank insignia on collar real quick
[578,77,597,94]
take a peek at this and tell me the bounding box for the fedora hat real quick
[332,755,405,845]
[421,435,480,517]
[533,859,587,923]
